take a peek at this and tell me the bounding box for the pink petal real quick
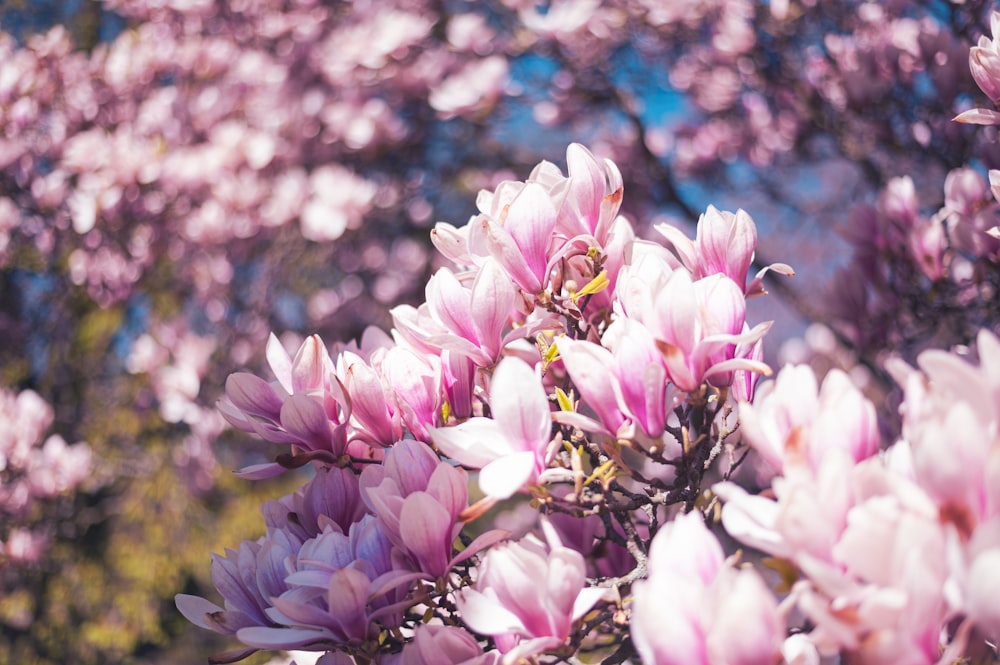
[266,333,294,394]
[478,450,536,499]
[226,372,284,420]
[488,358,551,454]
[174,594,228,632]
[400,492,453,577]
[430,419,513,468]
[457,588,526,636]
[503,182,558,287]
[482,216,542,293]
[953,107,1000,124]
[471,258,516,360]
[236,626,333,651]
[426,268,477,343]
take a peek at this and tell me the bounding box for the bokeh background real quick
[1,0,998,662]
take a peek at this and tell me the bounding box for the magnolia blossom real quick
[389,624,501,665]
[631,511,784,665]
[956,11,1000,123]
[655,205,793,296]
[555,322,671,441]
[359,440,470,579]
[430,357,554,499]
[618,265,771,392]
[736,364,879,478]
[456,522,606,662]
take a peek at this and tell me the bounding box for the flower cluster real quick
[718,329,1000,663]
[0,387,92,563]
[182,133,1000,664]
[166,9,1000,660]
[179,143,792,663]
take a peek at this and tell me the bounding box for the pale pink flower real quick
[556,142,624,245]
[393,624,501,665]
[429,357,553,500]
[556,320,672,441]
[621,268,771,392]
[970,12,1000,103]
[456,521,605,662]
[338,350,403,448]
[887,328,1000,528]
[377,347,441,443]
[737,365,879,478]
[631,511,783,665]
[469,181,559,294]
[423,260,516,366]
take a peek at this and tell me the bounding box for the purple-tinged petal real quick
[236,626,333,651]
[280,394,332,451]
[442,350,475,420]
[211,548,269,625]
[234,462,287,479]
[324,567,374,640]
[400,492,453,577]
[384,439,440,496]
[226,373,284,420]
[175,594,231,633]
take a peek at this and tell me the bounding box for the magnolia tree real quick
[178,145,1000,663]
[2,0,1000,663]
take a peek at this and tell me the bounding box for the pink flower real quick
[456,521,605,661]
[555,320,671,441]
[970,12,1000,104]
[218,334,357,477]
[423,259,516,366]
[430,357,554,499]
[556,143,624,245]
[631,511,783,665]
[359,440,469,578]
[737,365,879,478]
[655,206,793,296]
[339,351,403,448]
[393,624,501,665]
[620,268,771,392]
[887,328,1000,527]
[377,347,441,443]
[471,181,559,294]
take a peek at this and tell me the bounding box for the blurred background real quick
[0,0,997,662]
